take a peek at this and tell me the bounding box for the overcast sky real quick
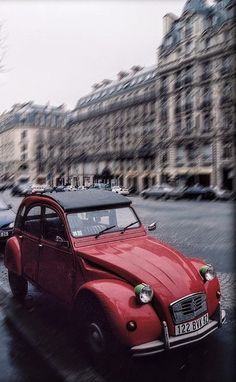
[0,0,188,113]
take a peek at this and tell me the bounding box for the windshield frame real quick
[66,206,141,239]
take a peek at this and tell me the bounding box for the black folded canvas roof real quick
[42,190,131,212]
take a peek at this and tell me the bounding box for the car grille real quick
[170,293,207,324]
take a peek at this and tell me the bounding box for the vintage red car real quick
[4,190,225,358]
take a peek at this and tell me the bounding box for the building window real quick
[176,146,185,161]
[203,114,211,132]
[186,117,192,133]
[222,142,232,160]
[21,144,27,152]
[202,144,212,162]
[21,130,27,140]
[222,112,232,130]
[21,153,27,161]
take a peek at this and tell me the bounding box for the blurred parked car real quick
[182,185,216,200]
[0,183,7,191]
[0,200,15,241]
[91,183,112,191]
[11,183,32,196]
[63,185,78,191]
[141,184,173,199]
[211,186,233,201]
[53,185,65,192]
[165,185,187,200]
[112,186,130,195]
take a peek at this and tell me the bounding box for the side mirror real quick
[55,235,69,248]
[147,222,156,231]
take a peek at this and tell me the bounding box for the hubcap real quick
[88,323,105,354]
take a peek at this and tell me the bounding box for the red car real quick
[4,190,225,358]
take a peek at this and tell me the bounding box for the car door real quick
[21,205,42,282]
[38,206,74,304]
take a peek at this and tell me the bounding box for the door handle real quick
[19,235,23,239]
[38,244,43,247]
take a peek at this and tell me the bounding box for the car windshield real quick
[67,207,140,237]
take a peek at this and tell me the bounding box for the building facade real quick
[156,0,235,190]
[0,102,71,185]
[68,66,157,191]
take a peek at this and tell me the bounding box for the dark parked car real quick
[165,185,187,200]
[0,200,15,242]
[211,186,233,201]
[140,184,173,199]
[5,190,225,359]
[11,183,31,196]
[53,185,65,192]
[90,183,112,191]
[182,185,216,200]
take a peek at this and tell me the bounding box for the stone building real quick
[0,102,71,185]
[68,66,157,191]
[156,0,235,190]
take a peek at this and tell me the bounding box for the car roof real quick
[29,190,131,212]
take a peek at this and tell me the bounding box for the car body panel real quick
[4,191,224,355]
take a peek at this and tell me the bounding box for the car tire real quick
[75,294,121,362]
[8,270,28,300]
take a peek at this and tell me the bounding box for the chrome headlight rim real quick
[200,264,216,281]
[134,283,154,304]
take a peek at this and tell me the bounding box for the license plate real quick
[175,313,209,336]
[0,231,9,237]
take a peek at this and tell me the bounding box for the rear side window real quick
[15,205,26,228]
[43,207,67,242]
[23,206,41,237]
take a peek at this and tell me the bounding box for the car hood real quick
[0,210,15,228]
[78,236,205,303]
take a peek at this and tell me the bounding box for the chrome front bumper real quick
[131,306,226,357]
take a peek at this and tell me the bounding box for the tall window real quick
[202,144,212,162]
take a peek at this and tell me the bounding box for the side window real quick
[23,206,41,237]
[15,205,26,228]
[43,207,67,242]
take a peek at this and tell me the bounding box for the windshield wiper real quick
[95,225,116,238]
[121,220,139,233]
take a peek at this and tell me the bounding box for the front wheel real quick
[76,295,121,362]
[8,271,28,300]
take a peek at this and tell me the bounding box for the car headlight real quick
[200,264,216,281]
[135,283,153,303]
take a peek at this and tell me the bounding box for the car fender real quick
[75,279,162,347]
[189,257,220,316]
[4,236,22,275]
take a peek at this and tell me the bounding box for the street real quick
[0,191,235,382]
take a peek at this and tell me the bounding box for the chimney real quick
[163,13,178,35]
[117,71,129,80]
[131,65,144,74]
[101,79,112,86]
[92,83,102,90]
